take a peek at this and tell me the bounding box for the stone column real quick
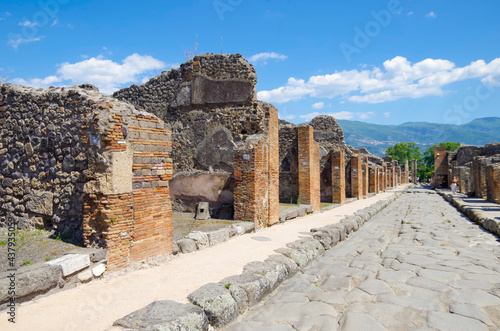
[369,166,378,194]
[331,150,345,204]
[382,165,387,191]
[412,159,418,184]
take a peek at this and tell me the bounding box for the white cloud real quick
[384,112,391,118]
[407,11,414,16]
[19,20,38,26]
[249,52,287,64]
[11,54,170,95]
[426,11,437,18]
[51,19,58,26]
[8,36,43,48]
[257,56,500,104]
[312,102,324,109]
[299,111,374,122]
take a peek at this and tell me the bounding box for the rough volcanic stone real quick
[0,265,60,303]
[26,191,53,216]
[113,300,209,331]
[188,283,239,328]
[207,228,230,246]
[176,239,197,253]
[194,127,235,171]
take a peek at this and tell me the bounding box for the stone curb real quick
[114,191,403,330]
[437,191,500,237]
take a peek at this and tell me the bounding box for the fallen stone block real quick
[113,300,209,331]
[77,270,93,283]
[186,231,209,250]
[92,264,106,277]
[0,264,60,303]
[176,239,197,253]
[46,254,90,277]
[207,229,230,246]
[187,283,238,328]
[231,221,255,234]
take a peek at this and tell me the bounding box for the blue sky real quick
[1,0,499,126]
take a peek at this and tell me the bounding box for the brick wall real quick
[363,157,369,197]
[369,166,378,194]
[382,165,387,191]
[83,109,173,271]
[351,155,363,199]
[434,147,448,188]
[298,125,321,211]
[331,150,345,204]
[486,164,500,204]
[266,105,280,226]
[233,135,269,228]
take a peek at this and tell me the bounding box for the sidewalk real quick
[1,186,409,331]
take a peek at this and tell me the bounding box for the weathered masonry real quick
[437,143,500,204]
[114,54,279,226]
[0,84,173,270]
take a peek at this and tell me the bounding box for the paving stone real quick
[320,276,353,291]
[427,311,488,331]
[376,294,443,311]
[448,289,500,306]
[307,290,347,305]
[462,273,500,283]
[362,303,428,330]
[345,288,372,303]
[416,269,460,283]
[448,279,495,290]
[376,269,415,283]
[338,312,386,331]
[406,277,450,292]
[456,264,499,275]
[226,321,295,331]
[398,254,441,266]
[357,279,393,295]
[246,301,337,323]
[449,303,495,327]
[292,316,339,331]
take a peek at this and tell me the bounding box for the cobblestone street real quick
[226,188,500,331]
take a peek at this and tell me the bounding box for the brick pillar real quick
[266,105,280,226]
[487,164,500,204]
[382,164,389,192]
[351,155,363,199]
[392,162,397,187]
[369,166,378,194]
[434,147,448,188]
[298,125,320,211]
[234,136,270,228]
[363,157,369,197]
[83,112,173,271]
[412,159,418,184]
[331,150,345,204]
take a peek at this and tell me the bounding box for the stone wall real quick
[0,83,173,271]
[114,54,278,216]
[278,120,299,203]
[351,155,362,200]
[434,146,449,188]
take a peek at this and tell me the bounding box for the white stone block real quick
[92,263,106,277]
[46,254,90,277]
[77,270,93,283]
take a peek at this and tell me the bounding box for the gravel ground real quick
[0,228,78,271]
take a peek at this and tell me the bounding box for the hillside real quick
[336,117,500,157]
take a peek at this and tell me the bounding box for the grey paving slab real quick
[225,188,500,331]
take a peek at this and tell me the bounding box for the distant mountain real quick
[336,117,500,157]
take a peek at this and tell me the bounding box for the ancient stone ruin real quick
[0,53,422,274]
[436,143,500,204]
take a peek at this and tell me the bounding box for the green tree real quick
[385,142,422,165]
